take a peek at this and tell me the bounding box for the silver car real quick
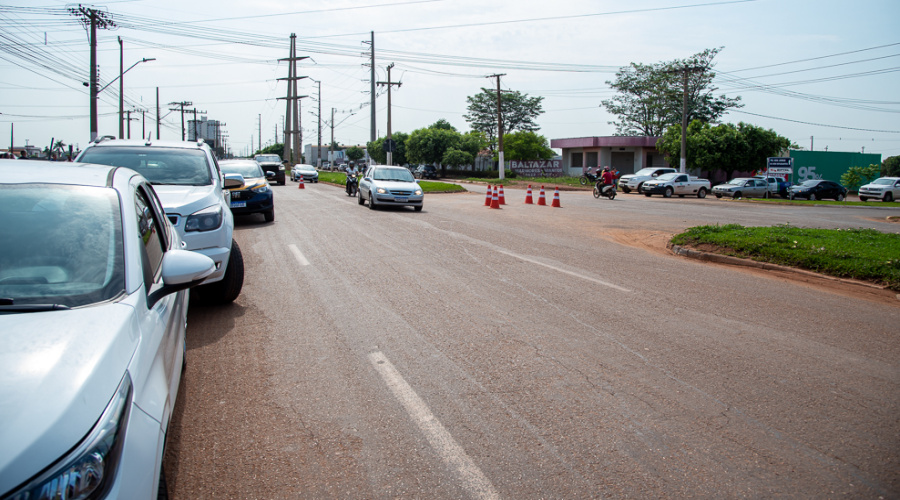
[712,177,770,199]
[290,163,319,183]
[0,160,215,499]
[358,165,424,211]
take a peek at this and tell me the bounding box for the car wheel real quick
[715,193,722,199]
[637,183,644,194]
[836,193,845,202]
[664,187,673,198]
[885,192,894,202]
[414,205,423,212]
[622,186,631,194]
[763,191,770,199]
[859,196,867,202]
[264,208,274,222]
[697,188,707,199]
[368,193,377,210]
[809,194,816,201]
[644,193,652,197]
[202,240,244,304]
[732,191,741,199]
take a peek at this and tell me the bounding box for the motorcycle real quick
[579,169,600,186]
[593,181,616,200]
[346,173,358,197]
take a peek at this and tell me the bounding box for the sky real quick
[1,0,898,160]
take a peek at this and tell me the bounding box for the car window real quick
[79,147,212,186]
[134,187,165,291]
[0,184,125,307]
[656,173,678,182]
[221,162,264,178]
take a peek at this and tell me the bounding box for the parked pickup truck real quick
[642,173,711,198]
[617,167,677,193]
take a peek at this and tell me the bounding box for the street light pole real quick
[118,37,124,139]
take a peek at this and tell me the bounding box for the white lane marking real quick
[288,244,310,266]
[497,249,632,293]
[368,351,500,500]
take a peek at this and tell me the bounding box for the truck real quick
[617,167,677,194]
[641,172,711,198]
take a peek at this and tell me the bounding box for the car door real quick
[752,179,767,197]
[674,174,689,194]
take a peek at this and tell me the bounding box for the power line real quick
[730,110,900,134]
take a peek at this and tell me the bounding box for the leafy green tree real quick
[255,143,284,157]
[366,132,409,166]
[657,121,792,177]
[442,148,474,169]
[430,119,457,131]
[602,47,742,136]
[346,146,365,162]
[464,89,544,153]
[841,164,881,191]
[406,127,459,167]
[882,155,900,176]
[503,131,555,161]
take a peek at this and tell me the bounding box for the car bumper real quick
[641,185,667,194]
[618,179,641,190]
[859,189,886,197]
[373,192,424,206]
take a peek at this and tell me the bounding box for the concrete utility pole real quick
[666,65,706,173]
[487,74,507,179]
[376,63,402,165]
[168,101,192,140]
[368,32,376,143]
[118,37,124,139]
[156,87,160,140]
[278,33,309,165]
[258,114,261,153]
[69,6,115,142]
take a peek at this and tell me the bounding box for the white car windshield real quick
[221,162,264,178]
[632,168,658,176]
[255,155,281,163]
[728,178,749,185]
[655,173,679,182]
[372,168,415,182]
[0,185,125,308]
[872,178,894,185]
[79,147,212,186]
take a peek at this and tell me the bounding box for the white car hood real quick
[373,180,419,191]
[0,304,139,493]
[153,184,217,216]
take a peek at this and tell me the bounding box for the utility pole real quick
[376,63,402,165]
[155,87,160,140]
[316,79,322,167]
[487,74,507,179]
[278,34,309,165]
[330,107,335,165]
[258,114,261,153]
[365,31,376,143]
[69,6,115,142]
[118,37,124,139]
[168,101,192,140]
[666,65,706,173]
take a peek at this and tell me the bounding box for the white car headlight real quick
[414,189,423,195]
[376,187,387,194]
[7,375,132,500]
[251,184,269,193]
[185,205,224,232]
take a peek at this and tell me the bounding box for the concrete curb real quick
[667,243,889,291]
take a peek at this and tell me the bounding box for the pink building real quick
[550,136,670,176]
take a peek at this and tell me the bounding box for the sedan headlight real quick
[251,184,269,193]
[185,205,224,232]
[278,165,286,171]
[376,187,388,194]
[7,375,132,500]
[414,189,423,195]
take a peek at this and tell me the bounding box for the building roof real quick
[550,136,660,149]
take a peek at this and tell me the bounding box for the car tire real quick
[368,194,377,210]
[859,196,867,202]
[732,191,741,199]
[885,192,894,202]
[697,188,707,199]
[622,186,631,194]
[836,193,845,202]
[644,193,652,197]
[763,191,770,199]
[637,183,644,194]
[203,240,244,304]
[414,205,423,212]
[715,194,722,199]
[264,208,274,222]
[664,187,673,198]
[809,194,816,201]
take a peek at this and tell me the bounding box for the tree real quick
[503,131,555,161]
[442,148,473,169]
[656,121,792,177]
[602,47,742,136]
[430,119,457,131]
[346,146,365,162]
[255,143,283,157]
[841,164,881,191]
[882,155,900,176]
[366,132,409,166]
[406,127,459,167]
[464,88,544,153]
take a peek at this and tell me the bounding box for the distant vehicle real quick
[617,167,677,193]
[641,173,710,198]
[0,159,216,500]
[358,165,424,211]
[253,154,287,185]
[414,164,438,179]
[788,179,847,201]
[77,138,244,303]
[291,164,319,183]
[220,159,275,222]
[712,177,770,199]
[858,177,900,202]
[753,175,791,198]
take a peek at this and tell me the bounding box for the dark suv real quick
[414,164,437,179]
[253,154,286,185]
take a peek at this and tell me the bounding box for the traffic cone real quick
[490,185,501,209]
[551,187,561,207]
[484,184,492,206]
[498,185,507,205]
[525,185,533,204]
[298,174,305,189]
[537,185,546,206]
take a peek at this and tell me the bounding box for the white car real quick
[358,165,424,211]
[291,163,319,182]
[617,167,677,193]
[858,177,900,202]
[0,160,216,499]
[78,139,244,303]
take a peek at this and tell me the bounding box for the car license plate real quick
[231,201,246,208]
[394,197,407,203]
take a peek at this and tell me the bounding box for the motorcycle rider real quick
[346,163,359,195]
[600,166,618,195]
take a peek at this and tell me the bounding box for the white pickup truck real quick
[617,167,677,194]
[858,177,900,202]
[641,172,711,198]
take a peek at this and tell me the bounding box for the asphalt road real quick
[164,182,899,499]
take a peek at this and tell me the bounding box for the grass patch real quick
[462,176,585,187]
[671,224,900,290]
[730,197,884,207]
[317,171,464,193]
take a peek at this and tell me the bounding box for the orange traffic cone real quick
[524,185,533,204]
[490,185,501,209]
[537,185,546,206]
[498,185,507,205]
[551,187,561,207]
[298,174,305,189]
[484,184,492,206]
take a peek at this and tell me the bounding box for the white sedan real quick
[0,160,215,499]
[358,165,424,211]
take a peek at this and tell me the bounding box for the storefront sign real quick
[509,160,564,177]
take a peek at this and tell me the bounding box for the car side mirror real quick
[224,173,244,189]
[148,250,216,307]
[265,171,275,179]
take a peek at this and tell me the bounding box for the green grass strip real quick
[316,171,464,193]
[671,224,900,290]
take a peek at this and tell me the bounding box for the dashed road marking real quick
[288,244,310,266]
